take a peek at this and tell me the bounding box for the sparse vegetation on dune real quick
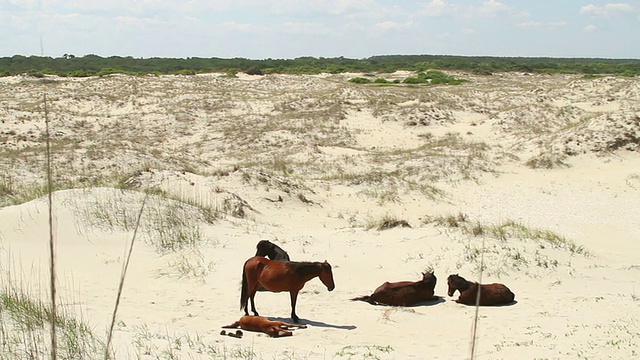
[1,71,639,359]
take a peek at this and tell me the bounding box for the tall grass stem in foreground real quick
[44,92,58,360]
[470,236,485,359]
[104,193,149,359]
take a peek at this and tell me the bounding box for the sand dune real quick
[1,72,639,359]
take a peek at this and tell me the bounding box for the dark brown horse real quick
[223,315,307,337]
[351,271,437,306]
[447,274,515,306]
[241,256,335,323]
[255,240,290,261]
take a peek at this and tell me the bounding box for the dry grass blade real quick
[469,236,485,359]
[104,193,149,359]
[44,92,58,360]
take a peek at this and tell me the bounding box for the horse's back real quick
[483,283,514,304]
[244,255,270,270]
[460,283,514,306]
[245,256,296,292]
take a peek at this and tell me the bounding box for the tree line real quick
[1,54,638,77]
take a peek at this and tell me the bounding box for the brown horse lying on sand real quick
[351,271,437,306]
[241,256,335,323]
[222,315,307,337]
[447,274,515,306]
[255,240,290,261]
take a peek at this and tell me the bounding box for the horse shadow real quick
[453,299,519,307]
[406,296,446,307]
[491,300,518,307]
[358,295,446,307]
[267,316,356,330]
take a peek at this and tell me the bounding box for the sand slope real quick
[1,72,639,359]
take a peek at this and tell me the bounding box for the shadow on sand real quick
[268,316,356,330]
[353,295,447,307]
[454,300,519,307]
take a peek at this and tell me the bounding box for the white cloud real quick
[418,0,450,17]
[583,24,598,32]
[375,21,407,30]
[580,3,635,17]
[221,21,255,32]
[517,21,567,30]
[278,21,336,35]
[480,0,509,15]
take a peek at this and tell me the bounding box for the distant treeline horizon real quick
[1,54,639,77]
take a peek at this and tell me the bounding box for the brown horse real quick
[241,256,335,323]
[351,271,437,306]
[447,274,515,306]
[255,240,290,261]
[223,315,307,337]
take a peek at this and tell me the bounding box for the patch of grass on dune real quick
[423,213,588,276]
[0,274,107,359]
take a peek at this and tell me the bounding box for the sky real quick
[1,0,639,59]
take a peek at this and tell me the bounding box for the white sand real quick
[0,72,639,359]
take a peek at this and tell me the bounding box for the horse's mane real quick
[285,261,325,275]
[449,274,475,291]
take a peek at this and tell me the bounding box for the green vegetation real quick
[1,54,639,77]
[423,213,587,255]
[349,70,467,86]
[0,282,106,359]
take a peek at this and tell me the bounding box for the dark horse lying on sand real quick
[222,315,307,337]
[351,271,437,306]
[447,274,515,306]
[241,256,335,323]
[255,240,290,261]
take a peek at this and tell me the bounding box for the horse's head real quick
[447,274,466,297]
[421,271,437,289]
[255,240,272,257]
[319,261,335,291]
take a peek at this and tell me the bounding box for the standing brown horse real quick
[351,271,437,306]
[241,256,335,323]
[447,274,515,306]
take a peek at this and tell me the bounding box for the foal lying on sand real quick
[222,316,307,337]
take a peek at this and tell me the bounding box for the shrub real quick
[348,77,372,84]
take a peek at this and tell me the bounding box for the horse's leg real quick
[249,293,259,316]
[245,264,261,316]
[222,321,241,329]
[289,290,300,323]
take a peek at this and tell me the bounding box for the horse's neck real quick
[289,262,322,278]
[460,280,477,292]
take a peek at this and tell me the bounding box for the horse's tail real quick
[240,264,249,312]
[350,295,373,304]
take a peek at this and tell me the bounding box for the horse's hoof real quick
[236,330,243,338]
[220,330,226,335]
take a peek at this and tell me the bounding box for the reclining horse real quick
[447,274,515,306]
[351,271,437,306]
[223,315,306,337]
